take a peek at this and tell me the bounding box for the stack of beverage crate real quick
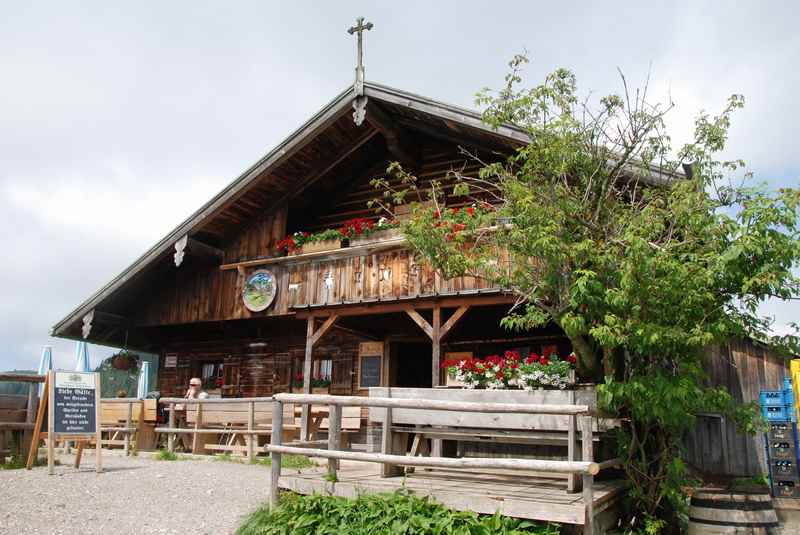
[762,377,799,498]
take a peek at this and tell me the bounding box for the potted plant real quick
[302,228,344,254]
[348,217,401,247]
[111,350,139,371]
[442,350,577,390]
[276,228,344,256]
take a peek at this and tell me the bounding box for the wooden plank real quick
[581,415,594,534]
[270,400,284,509]
[439,305,469,339]
[327,404,341,478]
[404,307,433,339]
[310,315,339,347]
[277,392,590,415]
[269,445,599,474]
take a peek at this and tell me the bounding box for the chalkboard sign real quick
[359,355,381,389]
[53,372,97,434]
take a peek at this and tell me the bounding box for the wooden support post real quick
[380,405,396,477]
[580,415,594,535]
[430,305,442,458]
[327,404,341,479]
[301,314,339,441]
[247,400,255,462]
[192,402,203,453]
[269,400,284,509]
[124,401,132,455]
[432,305,441,387]
[26,373,49,470]
[74,440,85,469]
[301,317,314,441]
[167,402,176,453]
[22,382,37,456]
[567,388,579,493]
[568,413,579,492]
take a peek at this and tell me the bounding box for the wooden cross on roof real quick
[348,16,373,99]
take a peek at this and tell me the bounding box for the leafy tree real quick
[370,55,800,530]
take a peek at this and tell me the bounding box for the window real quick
[314,359,332,381]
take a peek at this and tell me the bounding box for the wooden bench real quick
[99,399,158,453]
[368,387,617,491]
[296,405,362,448]
[0,394,34,461]
[184,400,297,455]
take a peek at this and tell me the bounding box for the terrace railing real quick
[267,393,620,535]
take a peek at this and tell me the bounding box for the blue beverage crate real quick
[784,377,794,392]
[762,404,797,422]
[761,390,793,406]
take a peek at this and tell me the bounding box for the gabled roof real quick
[50,82,530,341]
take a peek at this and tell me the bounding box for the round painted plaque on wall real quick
[242,269,277,312]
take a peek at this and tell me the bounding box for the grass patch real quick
[0,455,57,469]
[237,490,559,535]
[323,472,338,483]
[252,454,316,470]
[153,449,188,461]
[215,452,237,463]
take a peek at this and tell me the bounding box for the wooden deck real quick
[279,460,624,526]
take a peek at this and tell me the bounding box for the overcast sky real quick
[1,1,797,371]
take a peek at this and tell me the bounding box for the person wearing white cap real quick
[185,377,208,400]
[180,378,208,450]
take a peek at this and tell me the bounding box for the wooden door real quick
[330,350,354,395]
[272,352,292,394]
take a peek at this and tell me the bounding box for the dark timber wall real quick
[684,338,789,477]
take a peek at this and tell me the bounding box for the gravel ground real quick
[0,451,279,535]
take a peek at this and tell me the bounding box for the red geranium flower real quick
[466,206,475,216]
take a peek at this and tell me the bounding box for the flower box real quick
[349,228,402,247]
[301,239,341,254]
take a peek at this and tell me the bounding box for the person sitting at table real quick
[179,377,208,451]
[185,377,208,399]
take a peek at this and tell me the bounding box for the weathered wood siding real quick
[684,338,789,477]
[157,329,365,398]
[133,141,506,327]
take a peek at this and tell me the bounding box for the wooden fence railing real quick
[267,393,620,535]
[155,397,276,462]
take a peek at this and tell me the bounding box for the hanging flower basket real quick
[111,351,139,371]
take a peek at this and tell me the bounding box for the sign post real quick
[28,370,102,473]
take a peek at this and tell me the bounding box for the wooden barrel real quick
[688,490,778,534]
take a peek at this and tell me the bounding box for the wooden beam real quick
[301,317,314,441]
[187,237,223,259]
[404,307,433,339]
[0,373,44,384]
[365,102,419,166]
[284,127,379,200]
[310,315,339,347]
[439,306,469,340]
[294,294,514,319]
[432,305,441,388]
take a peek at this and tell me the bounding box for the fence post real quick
[269,400,284,509]
[327,403,342,480]
[167,402,176,453]
[247,400,255,462]
[580,415,595,535]
[192,401,203,453]
[567,412,579,492]
[124,401,132,455]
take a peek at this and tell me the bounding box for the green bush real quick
[237,491,558,535]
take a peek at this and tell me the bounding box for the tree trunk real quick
[568,334,601,380]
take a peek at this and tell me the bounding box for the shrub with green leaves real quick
[237,491,558,535]
[370,54,799,531]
